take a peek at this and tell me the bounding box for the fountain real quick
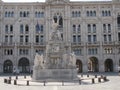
[32,17,78,81]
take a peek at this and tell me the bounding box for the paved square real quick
[0,73,120,90]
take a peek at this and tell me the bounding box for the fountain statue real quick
[32,16,78,81]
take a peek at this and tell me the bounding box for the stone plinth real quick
[32,69,77,81]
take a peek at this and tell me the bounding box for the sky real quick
[2,0,112,2]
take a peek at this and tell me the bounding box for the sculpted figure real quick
[34,53,44,69]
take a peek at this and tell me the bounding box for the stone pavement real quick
[0,73,120,90]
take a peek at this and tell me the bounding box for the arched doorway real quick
[76,60,82,73]
[3,60,13,73]
[18,57,30,73]
[88,57,99,72]
[104,59,113,72]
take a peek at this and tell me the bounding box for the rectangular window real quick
[88,35,91,43]
[5,25,8,34]
[118,33,120,41]
[25,36,29,43]
[108,35,112,42]
[10,35,13,44]
[104,35,107,42]
[108,24,111,33]
[36,35,39,43]
[88,24,91,33]
[73,35,76,43]
[78,35,81,43]
[40,36,44,43]
[20,35,23,43]
[10,25,13,33]
[5,36,8,43]
[103,24,106,33]
[93,24,96,33]
[93,35,97,43]
[20,24,24,34]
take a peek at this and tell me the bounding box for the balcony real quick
[2,42,15,47]
[71,42,84,47]
[33,42,46,47]
[115,41,120,46]
[86,42,100,46]
[102,41,115,46]
[16,42,31,47]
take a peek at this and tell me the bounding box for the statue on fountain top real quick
[50,17,62,41]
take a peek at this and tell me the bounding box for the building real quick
[0,0,120,73]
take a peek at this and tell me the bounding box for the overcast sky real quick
[2,0,112,2]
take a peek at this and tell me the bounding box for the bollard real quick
[98,78,101,83]
[81,74,83,77]
[9,77,11,80]
[16,76,18,79]
[24,75,26,79]
[4,79,7,83]
[87,74,89,77]
[101,75,103,79]
[62,81,64,86]
[92,78,95,84]
[79,79,81,85]
[8,79,11,84]
[27,81,29,86]
[95,75,97,78]
[14,80,17,85]
[43,81,46,86]
[103,76,107,81]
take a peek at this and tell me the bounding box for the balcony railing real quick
[34,42,46,46]
[102,41,115,45]
[2,42,15,47]
[86,42,100,46]
[71,42,84,46]
[16,42,31,46]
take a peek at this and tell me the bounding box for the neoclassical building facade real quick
[0,0,120,73]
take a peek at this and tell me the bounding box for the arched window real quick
[105,11,107,16]
[20,12,22,17]
[93,24,96,33]
[78,11,81,17]
[103,24,106,33]
[93,11,96,16]
[75,11,77,17]
[102,11,104,16]
[77,25,81,33]
[8,12,10,17]
[11,11,14,17]
[88,24,91,33]
[41,25,43,32]
[5,25,8,33]
[41,12,44,17]
[87,11,89,16]
[23,11,26,17]
[20,24,24,33]
[10,25,13,33]
[73,25,76,33]
[72,11,74,17]
[35,11,37,17]
[38,12,40,17]
[25,25,29,33]
[5,12,7,17]
[27,11,29,17]
[108,24,111,33]
[90,11,92,16]
[108,10,111,16]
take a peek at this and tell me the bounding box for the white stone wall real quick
[0,0,120,73]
